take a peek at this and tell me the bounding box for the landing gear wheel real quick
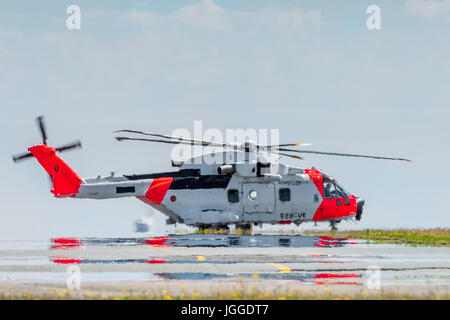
[197,223,230,234]
[197,224,212,233]
[215,224,230,234]
[234,223,253,235]
[330,220,340,231]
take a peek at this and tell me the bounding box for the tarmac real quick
[0,234,449,298]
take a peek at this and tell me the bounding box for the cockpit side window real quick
[323,176,349,198]
[323,181,336,198]
[335,182,349,197]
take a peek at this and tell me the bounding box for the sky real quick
[1,0,449,239]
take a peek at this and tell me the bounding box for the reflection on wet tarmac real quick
[52,258,167,264]
[155,272,362,285]
[1,234,448,290]
[50,234,362,249]
[43,235,365,284]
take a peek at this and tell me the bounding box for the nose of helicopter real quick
[355,197,365,221]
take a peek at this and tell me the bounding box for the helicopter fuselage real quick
[15,117,412,231]
[31,146,363,227]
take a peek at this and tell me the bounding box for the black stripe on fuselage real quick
[124,169,231,190]
[124,169,200,180]
[169,175,231,190]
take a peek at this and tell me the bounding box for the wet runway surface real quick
[1,234,449,297]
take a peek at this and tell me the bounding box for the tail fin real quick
[28,145,82,197]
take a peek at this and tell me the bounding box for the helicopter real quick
[12,116,411,231]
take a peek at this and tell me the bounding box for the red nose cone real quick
[313,196,358,221]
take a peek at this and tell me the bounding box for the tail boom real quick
[28,144,82,197]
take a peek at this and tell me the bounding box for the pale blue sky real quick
[1,0,449,239]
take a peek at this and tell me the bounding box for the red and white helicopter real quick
[13,116,410,231]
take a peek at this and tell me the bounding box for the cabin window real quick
[116,186,135,194]
[248,190,258,201]
[279,188,291,202]
[227,189,239,203]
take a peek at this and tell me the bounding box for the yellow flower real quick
[161,290,167,294]
[165,295,172,300]
[278,297,286,300]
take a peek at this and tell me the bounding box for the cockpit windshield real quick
[322,174,349,198]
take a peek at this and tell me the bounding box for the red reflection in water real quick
[51,244,82,250]
[319,241,359,246]
[145,237,172,247]
[147,259,166,264]
[318,236,355,241]
[53,258,82,264]
[314,236,359,248]
[314,273,359,286]
[52,238,80,244]
[315,281,359,285]
[316,261,357,264]
[314,273,358,279]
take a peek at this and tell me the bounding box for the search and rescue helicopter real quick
[12,116,411,231]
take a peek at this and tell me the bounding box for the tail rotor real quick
[12,115,82,164]
[36,115,48,146]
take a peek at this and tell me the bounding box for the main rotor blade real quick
[36,116,47,145]
[278,152,304,160]
[278,143,311,147]
[114,129,232,149]
[264,142,311,150]
[115,133,310,156]
[114,129,238,148]
[276,148,412,162]
[12,152,34,163]
[115,129,190,141]
[114,129,313,152]
[116,136,219,146]
[55,140,82,153]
